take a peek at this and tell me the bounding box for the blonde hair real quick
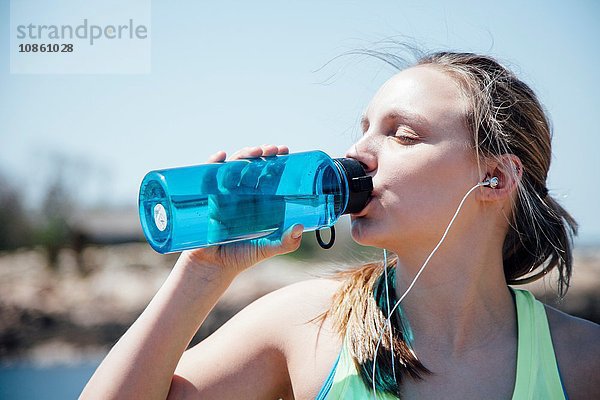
[418,52,577,294]
[321,51,578,396]
[324,259,430,394]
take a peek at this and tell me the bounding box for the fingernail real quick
[291,225,303,239]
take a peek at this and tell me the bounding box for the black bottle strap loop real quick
[315,226,335,249]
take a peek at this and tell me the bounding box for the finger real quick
[206,151,227,163]
[261,224,304,259]
[290,224,304,240]
[280,224,304,253]
[260,144,279,157]
[201,153,225,192]
[217,162,246,191]
[229,146,263,161]
[276,145,289,155]
[258,157,286,194]
[206,214,228,243]
[238,161,265,189]
[207,194,240,224]
[200,163,219,192]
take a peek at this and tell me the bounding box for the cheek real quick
[376,148,476,225]
[377,156,439,210]
[383,143,475,190]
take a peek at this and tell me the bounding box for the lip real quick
[350,195,374,218]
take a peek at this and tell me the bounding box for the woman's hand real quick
[81,145,304,400]
[181,144,304,276]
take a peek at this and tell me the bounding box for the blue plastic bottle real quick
[138,150,372,254]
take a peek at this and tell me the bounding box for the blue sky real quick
[1,0,599,241]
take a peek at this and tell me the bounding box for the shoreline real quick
[2,242,598,366]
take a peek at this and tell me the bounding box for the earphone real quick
[480,176,499,189]
[371,176,500,399]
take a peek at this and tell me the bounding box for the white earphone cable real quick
[371,181,488,399]
[382,249,396,380]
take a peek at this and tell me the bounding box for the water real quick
[141,193,341,251]
[139,151,348,253]
[0,361,100,400]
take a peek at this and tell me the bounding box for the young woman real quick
[81,52,599,399]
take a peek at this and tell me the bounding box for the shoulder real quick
[544,304,600,400]
[544,304,599,360]
[233,277,344,339]
[190,277,343,351]
[243,277,345,399]
[253,277,343,314]
[271,276,343,300]
[204,276,343,355]
[173,277,344,399]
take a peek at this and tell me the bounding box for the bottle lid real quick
[333,158,373,214]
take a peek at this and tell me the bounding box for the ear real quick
[478,154,523,202]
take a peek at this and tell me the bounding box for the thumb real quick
[261,224,304,258]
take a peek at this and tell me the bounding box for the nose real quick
[344,136,377,174]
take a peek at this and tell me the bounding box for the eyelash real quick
[394,134,418,144]
[392,127,419,144]
[361,125,419,144]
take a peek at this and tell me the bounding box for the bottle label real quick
[153,203,167,231]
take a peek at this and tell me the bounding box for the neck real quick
[389,229,516,357]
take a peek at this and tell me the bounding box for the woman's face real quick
[346,65,482,251]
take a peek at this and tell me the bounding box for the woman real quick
[81,52,599,399]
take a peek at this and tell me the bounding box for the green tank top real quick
[316,288,567,399]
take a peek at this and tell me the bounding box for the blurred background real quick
[1,0,599,398]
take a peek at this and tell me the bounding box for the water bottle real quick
[138,150,373,254]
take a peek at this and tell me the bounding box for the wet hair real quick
[320,49,578,397]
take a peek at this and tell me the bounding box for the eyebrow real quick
[361,109,428,132]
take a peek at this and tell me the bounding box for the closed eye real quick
[393,134,419,144]
[391,125,419,144]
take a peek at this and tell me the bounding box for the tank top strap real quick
[321,333,397,399]
[510,288,567,400]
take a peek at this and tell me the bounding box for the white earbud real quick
[480,176,499,188]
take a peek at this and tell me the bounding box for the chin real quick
[350,218,387,248]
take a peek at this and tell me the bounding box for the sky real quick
[1,0,599,241]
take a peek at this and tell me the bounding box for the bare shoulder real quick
[252,277,342,317]
[222,276,344,344]
[545,304,600,358]
[255,277,344,339]
[279,277,343,301]
[193,276,342,354]
[264,277,345,334]
[544,304,600,399]
[231,276,344,398]
[172,277,343,399]
[268,276,343,300]
[258,277,345,398]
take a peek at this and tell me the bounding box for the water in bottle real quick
[138,150,372,253]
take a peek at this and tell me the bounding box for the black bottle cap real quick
[333,158,373,214]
